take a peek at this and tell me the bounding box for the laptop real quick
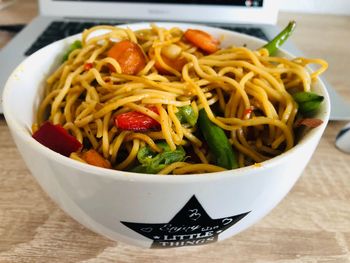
[1,0,349,119]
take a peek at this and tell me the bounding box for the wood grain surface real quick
[1,1,350,262]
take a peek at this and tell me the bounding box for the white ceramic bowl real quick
[2,23,330,249]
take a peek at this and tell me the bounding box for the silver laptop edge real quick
[38,0,278,25]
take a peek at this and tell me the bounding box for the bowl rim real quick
[2,22,331,183]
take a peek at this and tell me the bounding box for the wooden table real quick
[1,1,350,262]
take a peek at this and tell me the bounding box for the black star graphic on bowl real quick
[121,195,250,248]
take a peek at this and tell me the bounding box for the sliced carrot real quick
[149,49,187,75]
[183,29,220,54]
[82,149,111,169]
[107,40,146,75]
[154,55,187,74]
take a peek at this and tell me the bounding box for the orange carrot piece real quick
[154,55,187,74]
[183,29,220,54]
[107,40,146,75]
[148,48,187,75]
[82,149,111,169]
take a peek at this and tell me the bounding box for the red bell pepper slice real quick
[32,121,82,156]
[84,62,93,71]
[114,106,161,132]
[242,107,254,119]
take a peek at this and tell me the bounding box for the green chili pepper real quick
[132,141,186,174]
[175,105,198,127]
[198,109,238,170]
[62,40,82,62]
[293,91,324,114]
[262,21,296,56]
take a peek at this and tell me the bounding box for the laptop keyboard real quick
[220,26,269,41]
[24,21,116,56]
[24,21,269,56]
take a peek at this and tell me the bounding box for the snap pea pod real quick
[198,109,238,170]
[293,91,324,114]
[175,105,198,127]
[62,40,82,62]
[132,141,186,174]
[262,21,296,56]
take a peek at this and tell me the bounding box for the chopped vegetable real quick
[149,47,187,75]
[175,105,198,126]
[155,55,187,74]
[295,118,323,128]
[114,106,160,132]
[62,40,82,62]
[133,141,186,174]
[184,29,220,54]
[84,62,93,71]
[32,121,82,156]
[293,91,324,114]
[262,21,296,56]
[198,109,238,169]
[81,149,111,168]
[107,40,146,75]
[162,44,182,60]
[243,107,254,119]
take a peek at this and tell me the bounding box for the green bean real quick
[175,105,198,127]
[262,21,296,56]
[293,91,324,114]
[62,40,82,62]
[198,109,238,170]
[133,141,186,174]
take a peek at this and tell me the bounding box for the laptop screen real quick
[52,0,264,7]
[40,0,277,24]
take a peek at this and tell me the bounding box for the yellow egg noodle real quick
[34,24,328,174]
